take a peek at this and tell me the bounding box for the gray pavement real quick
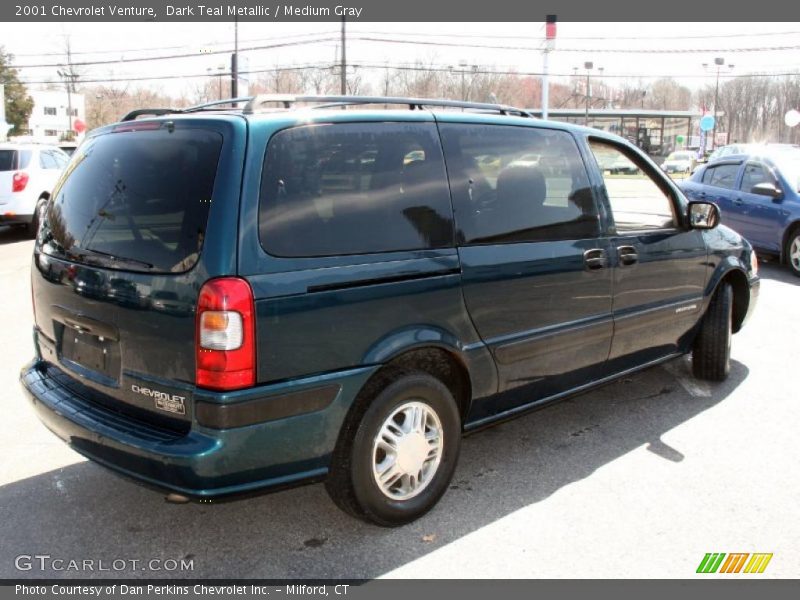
[0,224,797,579]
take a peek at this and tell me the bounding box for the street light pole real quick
[584,61,593,126]
[711,57,724,151]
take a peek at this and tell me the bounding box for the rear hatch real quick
[0,148,32,205]
[30,118,243,432]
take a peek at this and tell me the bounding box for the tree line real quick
[2,47,799,145]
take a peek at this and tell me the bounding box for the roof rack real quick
[242,94,533,117]
[119,95,533,122]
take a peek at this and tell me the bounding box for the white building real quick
[24,89,85,142]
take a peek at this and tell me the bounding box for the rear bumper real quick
[0,193,36,224]
[0,212,33,225]
[20,359,376,497]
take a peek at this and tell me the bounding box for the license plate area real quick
[60,329,117,381]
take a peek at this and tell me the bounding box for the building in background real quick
[22,90,85,143]
[528,108,704,158]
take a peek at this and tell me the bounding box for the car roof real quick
[0,143,64,152]
[109,94,636,147]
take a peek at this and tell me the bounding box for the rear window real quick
[702,163,739,189]
[258,122,454,257]
[41,127,222,273]
[0,149,32,171]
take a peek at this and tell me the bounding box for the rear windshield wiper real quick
[76,247,155,270]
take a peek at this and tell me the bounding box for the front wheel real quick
[785,228,800,277]
[326,372,461,526]
[692,283,733,381]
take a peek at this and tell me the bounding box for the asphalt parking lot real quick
[0,224,797,579]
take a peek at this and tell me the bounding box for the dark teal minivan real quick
[21,96,759,526]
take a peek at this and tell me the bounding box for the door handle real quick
[617,245,638,266]
[697,191,707,198]
[733,198,744,206]
[583,248,608,270]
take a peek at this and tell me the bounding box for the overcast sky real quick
[2,21,799,98]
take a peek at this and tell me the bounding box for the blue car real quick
[681,150,800,276]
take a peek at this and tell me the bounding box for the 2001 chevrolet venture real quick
[21,95,759,526]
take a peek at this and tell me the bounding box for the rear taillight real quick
[12,172,29,193]
[196,277,256,391]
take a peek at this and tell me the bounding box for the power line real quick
[18,62,800,86]
[8,30,340,58]
[352,28,800,41]
[10,36,340,69]
[353,36,800,54]
[12,33,800,70]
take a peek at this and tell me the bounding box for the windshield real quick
[772,155,800,192]
[0,149,32,171]
[40,126,223,273]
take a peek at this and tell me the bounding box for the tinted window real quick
[42,127,222,274]
[52,150,69,168]
[39,151,58,170]
[259,122,453,257]
[0,150,17,171]
[439,124,599,244]
[702,163,739,189]
[740,163,774,191]
[589,140,676,231]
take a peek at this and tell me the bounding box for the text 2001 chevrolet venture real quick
[21,95,759,526]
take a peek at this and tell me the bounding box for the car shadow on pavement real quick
[756,259,798,284]
[0,356,748,580]
[0,225,32,246]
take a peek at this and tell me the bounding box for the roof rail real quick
[120,95,534,122]
[241,94,533,117]
[120,108,180,122]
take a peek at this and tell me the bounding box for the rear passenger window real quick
[259,122,454,257]
[439,124,599,244]
[702,163,739,189]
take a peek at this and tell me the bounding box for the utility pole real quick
[231,16,238,98]
[711,57,723,151]
[56,38,79,141]
[340,16,347,95]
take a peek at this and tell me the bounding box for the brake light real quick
[12,172,29,193]
[196,277,256,391]
[112,121,163,133]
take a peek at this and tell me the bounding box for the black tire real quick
[784,226,800,278]
[26,198,47,239]
[325,371,461,527]
[692,282,733,381]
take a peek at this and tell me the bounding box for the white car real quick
[661,150,696,175]
[0,143,70,236]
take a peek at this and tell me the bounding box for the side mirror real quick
[750,182,783,201]
[688,201,720,230]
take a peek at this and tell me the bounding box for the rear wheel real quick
[785,227,800,277]
[692,282,733,381]
[326,371,461,526]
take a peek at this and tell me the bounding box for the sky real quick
[1,21,799,100]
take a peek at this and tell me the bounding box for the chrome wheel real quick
[790,235,800,273]
[371,401,443,501]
